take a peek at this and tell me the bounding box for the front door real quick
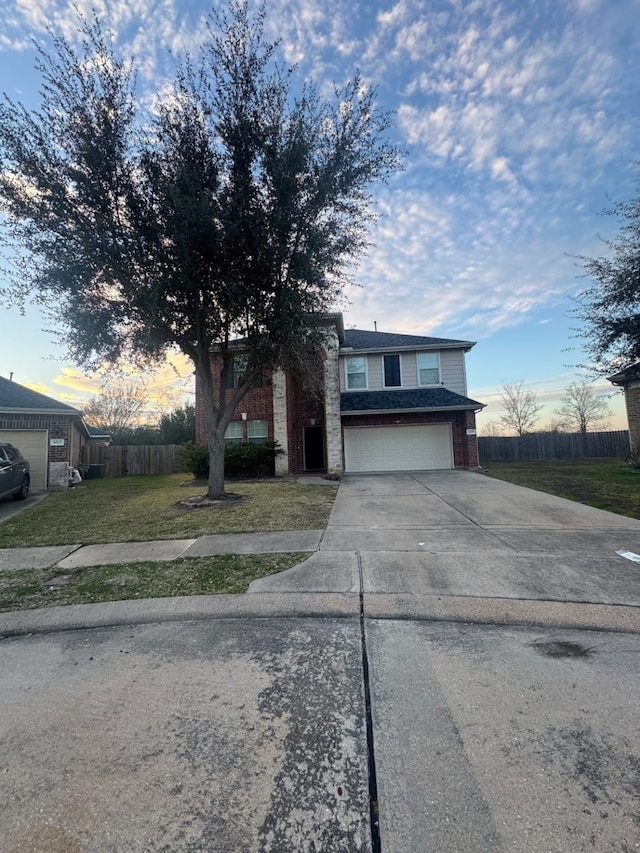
[303,426,325,471]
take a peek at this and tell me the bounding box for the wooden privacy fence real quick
[84,445,183,477]
[478,430,631,462]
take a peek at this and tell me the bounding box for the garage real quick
[0,430,48,491]
[343,423,453,473]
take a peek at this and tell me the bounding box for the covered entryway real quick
[343,423,453,473]
[0,430,47,491]
[303,426,325,471]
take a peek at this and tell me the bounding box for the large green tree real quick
[576,173,640,373]
[0,2,401,499]
[157,404,196,446]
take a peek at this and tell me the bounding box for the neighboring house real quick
[608,364,640,453]
[0,376,110,490]
[195,314,485,475]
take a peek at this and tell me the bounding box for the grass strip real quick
[0,553,306,612]
[0,475,338,547]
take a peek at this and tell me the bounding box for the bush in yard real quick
[180,444,210,480]
[180,442,284,479]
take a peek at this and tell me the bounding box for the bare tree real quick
[479,420,503,437]
[553,380,611,434]
[498,380,542,436]
[82,383,148,437]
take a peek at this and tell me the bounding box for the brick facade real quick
[195,361,274,445]
[1,413,73,456]
[624,379,640,453]
[195,358,329,476]
[284,373,325,475]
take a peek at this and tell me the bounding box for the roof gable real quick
[342,329,474,351]
[0,376,80,414]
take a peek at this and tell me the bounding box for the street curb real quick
[364,593,640,634]
[3,591,640,639]
[0,593,360,638]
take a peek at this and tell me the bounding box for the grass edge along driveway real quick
[480,458,640,520]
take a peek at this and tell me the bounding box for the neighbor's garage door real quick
[343,424,453,473]
[0,430,47,490]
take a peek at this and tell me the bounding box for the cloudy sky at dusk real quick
[1,0,638,429]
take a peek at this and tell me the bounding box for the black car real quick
[0,443,30,501]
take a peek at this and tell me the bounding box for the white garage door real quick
[344,424,453,473]
[0,430,48,491]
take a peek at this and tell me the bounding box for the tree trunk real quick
[195,359,228,500]
[207,427,227,500]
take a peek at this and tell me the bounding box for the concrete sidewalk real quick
[0,528,325,571]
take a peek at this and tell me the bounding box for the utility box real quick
[85,464,105,480]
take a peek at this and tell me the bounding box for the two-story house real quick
[194,313,484,475]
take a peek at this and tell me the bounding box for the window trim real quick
[382,353,403,388]
[416,351,441,387]
[345,355,368,391]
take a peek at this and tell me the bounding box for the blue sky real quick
[1,0,638,430]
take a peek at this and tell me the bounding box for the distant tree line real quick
[105,405,196,446]
[82,383,195,445]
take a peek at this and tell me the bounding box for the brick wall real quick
[194,356,327,475]
[195,361,274,444]
[285,374,325,475]
[0,413,74,458]
[340,410,479,469]
[624,380,640,453]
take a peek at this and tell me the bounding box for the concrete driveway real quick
[0,490,47,522]
[255,470,640,614]
[2,471,640,852]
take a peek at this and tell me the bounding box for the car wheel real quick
[13,475,29,501]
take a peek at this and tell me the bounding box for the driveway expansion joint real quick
[358,550,382,853]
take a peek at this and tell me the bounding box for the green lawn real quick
[0,553,306,612]
[480,459,640,519]
[0,474,338,548]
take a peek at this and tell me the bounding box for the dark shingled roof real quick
[0,375,80,414]
[343,329,474,351]
[84,423,111,438]
[341,388,484,413]
[608,363,640,386]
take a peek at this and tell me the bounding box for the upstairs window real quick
[225,356,262,389]
[417,352,440,385]
[346,356,367,390]
[383,353,402,387]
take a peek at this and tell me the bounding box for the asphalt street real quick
[2,471,640,852]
